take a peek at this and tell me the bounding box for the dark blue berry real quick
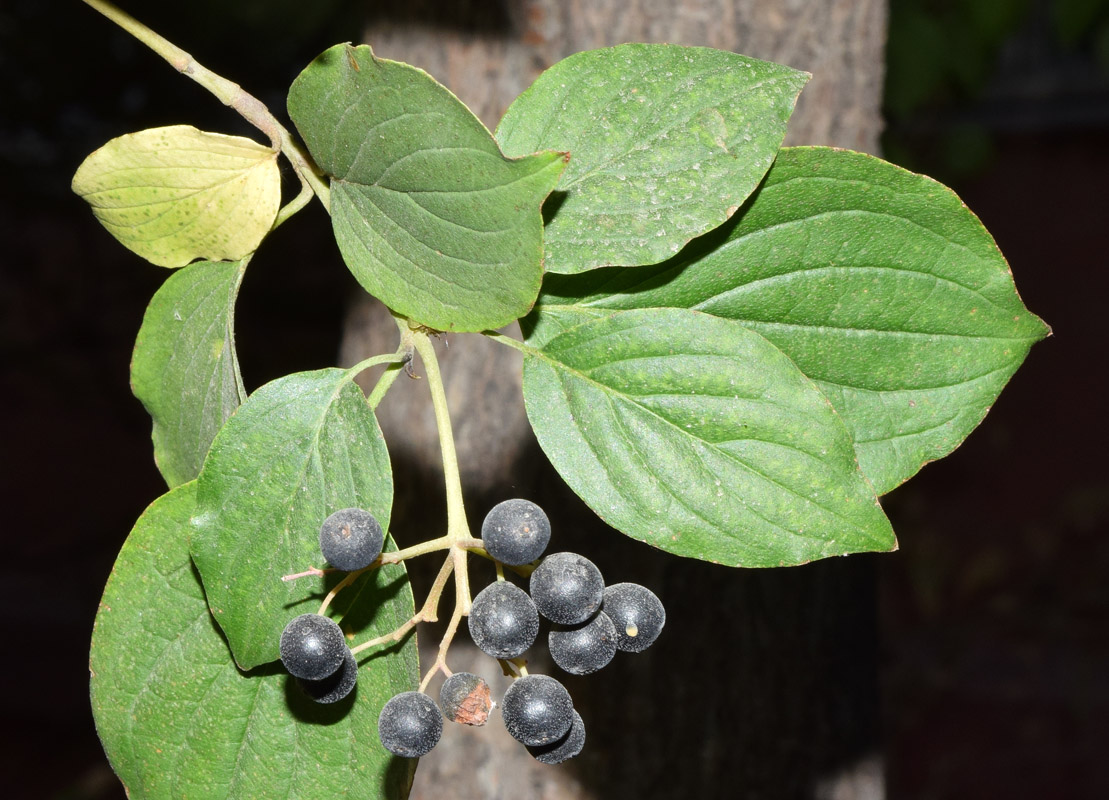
[279,614,348,681]
[603,582,665,652]
[319,508,384,572]
[439,672,493,726]
[549,611,617,675]
[527,710,586,764]
[378,691,442,757]
[501,674,574,746]
[481,499,551,566]
[296,647,357,703]
[468,580,539,659]
[529,552,605,625]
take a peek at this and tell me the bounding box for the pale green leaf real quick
[72,125,280,268]
[522,308,895,567]
[288,44,566,331]
[526,147,1050,493]
[190,369,394,669]
[91,482,418,800]
[496,44,809,273]
[131,259,247,488]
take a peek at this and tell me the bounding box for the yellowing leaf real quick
[72,125,281,268]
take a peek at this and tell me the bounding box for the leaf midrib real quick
[526,335,882,541]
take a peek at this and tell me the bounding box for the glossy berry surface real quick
[468,580,539,659]
[527,709,586,764]
[279,614,348,680]
[297,647,357,704]
[529,552,605,625]
[602,582,666,652]
[548,611,617,675]
[439,672,493,726]
[481,499,551,566]
[318,508,384,572]
[500,674,574,746]
[378,691,443,758]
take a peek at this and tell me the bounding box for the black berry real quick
[548,611,617,675]
[378,691,443,758]
[319,508,384,572]
[527,709,586,764]
[529,552,605,625]
[481,499,551,566]
[500,674,574,746]
[296,647,357,703]
[468,580,539,659]
[439,672,493,726]
[279,614,348,681]
[603,582,665,652]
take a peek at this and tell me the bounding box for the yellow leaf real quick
[73,125,280,268]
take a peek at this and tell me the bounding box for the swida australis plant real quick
[80,0,1047,796]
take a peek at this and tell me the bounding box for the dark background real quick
[2,0,1107,797]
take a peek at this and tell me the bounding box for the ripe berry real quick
[527,709,586,764]
[378,691,443,758]
[500,674,574,746]
[481,499,551,566]
[602,582,666,652]
[319,508,384,572]
[439,672,493,726]
[548,611,617,675]
[279,614,348,681]
[529,552,605,625]
[468,580,539,659]
[297,647,357,704]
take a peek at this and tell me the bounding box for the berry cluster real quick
[278,508,383,702]
[277,499,664,766]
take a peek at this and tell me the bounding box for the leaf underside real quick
[131,259,247,488]
[527,147,1049,494]
[91,482,418,800]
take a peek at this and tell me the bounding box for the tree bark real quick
[339,2,888,797]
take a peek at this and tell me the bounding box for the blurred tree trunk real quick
[340,2,888,798]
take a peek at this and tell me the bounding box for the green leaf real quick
[131,259,247,488]
[91,482,418,800]
[72,125,281,268]
[287,44,566,332]
[521,308,895,567]
[190,368,394,669]
[496,44,809,274]
[527,147,1050,494]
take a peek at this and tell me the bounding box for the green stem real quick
[343,350,407,383]
[271,181,314,231]
[483,329,533,356]
[411,331,474,614]
[350,555,454,656]
[378,535,453,565]
[80,0,330,212]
